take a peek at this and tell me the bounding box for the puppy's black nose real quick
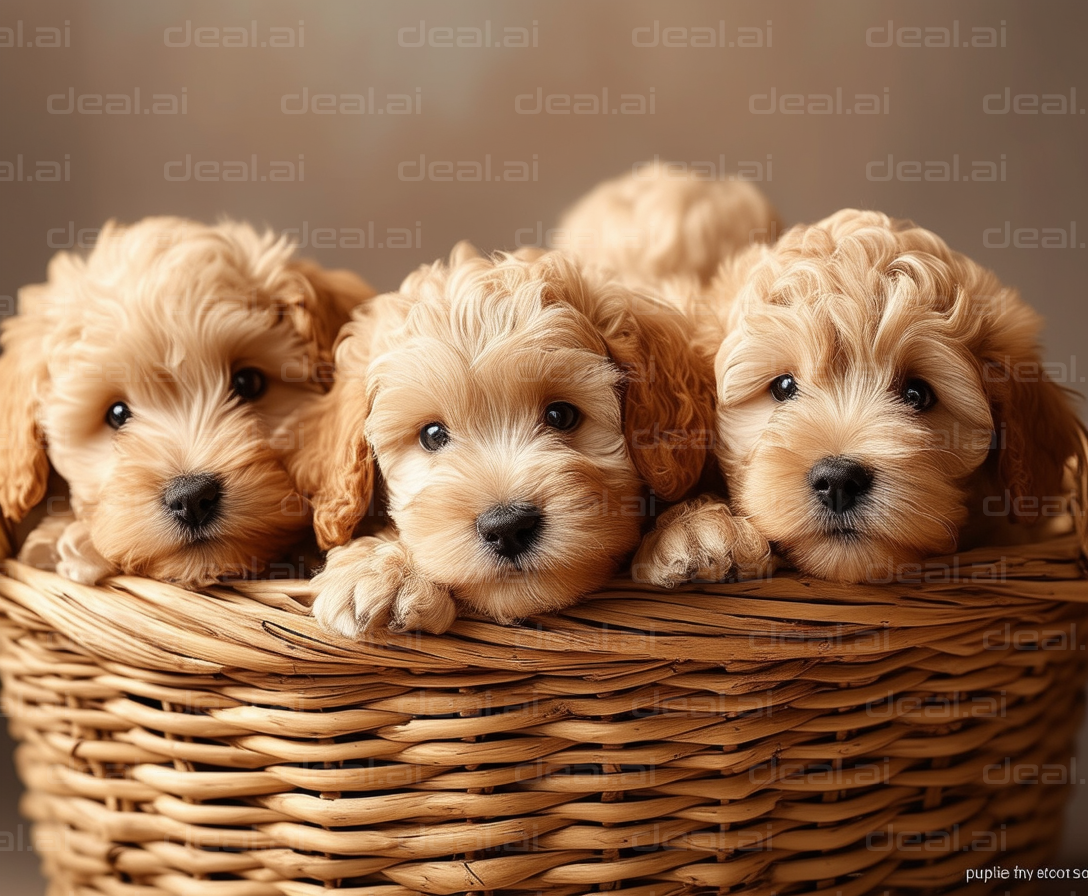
[163,473,222,530]
[476,503,543,560]
[809,457,872,514]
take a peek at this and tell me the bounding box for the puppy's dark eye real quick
[106,401,131,430]
[544,402,580,430]
[420,422,450,451]
[770,374,798,402]
[232,367,267,402]
[901,378,937,411]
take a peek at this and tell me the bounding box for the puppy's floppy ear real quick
[985,356,1082,524]
[978,283,1083,524]
[0,294,51,524]
[284,260,376,374]
[610,295,716,500]
[284,317,376,549]
[544,255,715,501]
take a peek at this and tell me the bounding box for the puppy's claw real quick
[633,496,773,587]
[353,609,377,637]
[393,580,457,634]
[312,535,457,638]
[326,604,368,641]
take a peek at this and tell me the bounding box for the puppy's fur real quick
[0,217,373,586]
[558,160,782,288]
[557,164,782,587]
[289,243,745,635]
[698,209,1083,582]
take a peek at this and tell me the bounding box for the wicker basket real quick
[1,511,1087,896]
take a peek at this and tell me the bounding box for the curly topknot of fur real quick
[558,160,783,288]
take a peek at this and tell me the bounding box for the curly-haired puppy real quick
[558,159,782,288]
[0,217,373,586]
[554,164,782,587]
[288,243,755,635]
[682,209,1083,583]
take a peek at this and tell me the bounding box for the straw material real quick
[1,515,1087,895]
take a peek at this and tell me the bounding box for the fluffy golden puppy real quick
[288,243,745,636]
[558,159,782,288]
[0,217,373,586]
[553,164,782,588]
[694,209,1084,583]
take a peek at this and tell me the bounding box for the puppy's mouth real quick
[173,521,221,546]
[490,550,541,575]
[815,512,867,542]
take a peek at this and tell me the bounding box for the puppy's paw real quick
[312,536,457,638]
[632,495,773,587]
[55,520,118,585]
[17,512,74,572]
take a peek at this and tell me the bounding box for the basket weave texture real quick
[1,524,1087,896]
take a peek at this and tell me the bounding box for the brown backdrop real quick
[1,1,1086,891]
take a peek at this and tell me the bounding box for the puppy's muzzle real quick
[163,473,222,531]
[476,502,543,561]
[809,457,873,515]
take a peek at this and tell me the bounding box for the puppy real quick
[667,209,1084,583]
[0,217,373,586]
[557,159,782,289]
[288,243,764,636]
[554,164,783,587]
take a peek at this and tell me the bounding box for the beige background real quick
[1,1,1086,892]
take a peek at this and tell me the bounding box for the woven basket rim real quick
[1,531,1086,678]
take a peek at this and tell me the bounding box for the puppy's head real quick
[715,209,1082,582]
[0,217,372,584]
[292,244,713,622]
[558,160,782,287]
